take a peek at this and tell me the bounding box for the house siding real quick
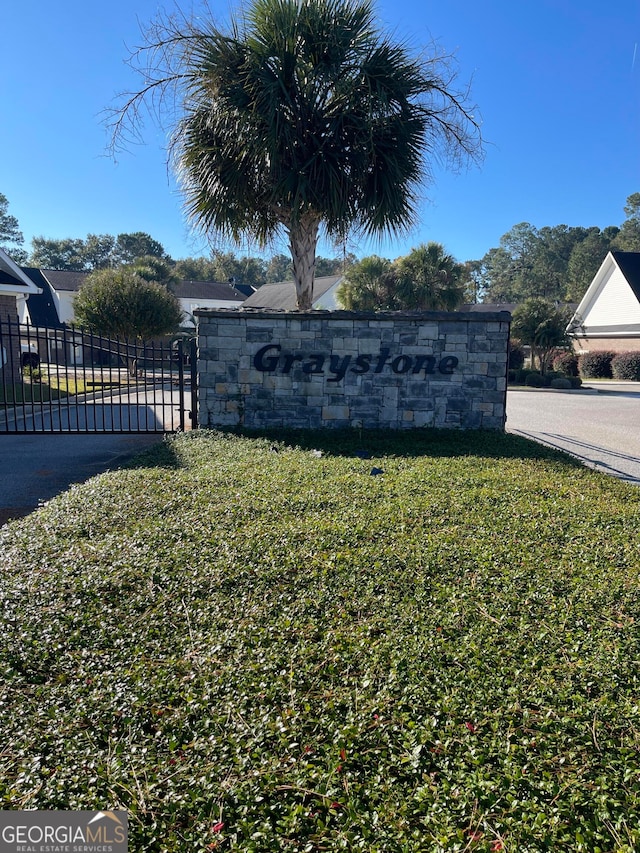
[0,294,21,383]
[582,266,640,328]
[570,252,640,354]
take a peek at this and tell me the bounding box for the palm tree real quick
[114,0,480,309]
[337,243,464,311]
[511,297,572,373]
[336,255,396,310]
[393,242,465,310]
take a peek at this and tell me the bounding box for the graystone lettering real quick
[303,354,325,373]
[253,344,282,371]
[412,355,436,375]
[328,354,352,382]
[391,355,412,374]
[351,354,372,374]
[374,347,391,373]
[438,356,459,374]
[252,344,459,381]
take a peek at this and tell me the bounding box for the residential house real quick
[171,279,246,327]
[241,276,344,310]
[0,249,41,382]
[16,268,246,367]
[20,269,246,328]
[0,250,41,324]
[568,251,640,353]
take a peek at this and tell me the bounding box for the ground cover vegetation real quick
[0,368,93,404]
[2,430,640,851]
[0,369,148,405]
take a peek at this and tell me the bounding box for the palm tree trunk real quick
[287,214,320,311]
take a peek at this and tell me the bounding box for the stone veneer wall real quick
[195,309,510,431]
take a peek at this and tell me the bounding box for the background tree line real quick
[2,189,639,306]
[0,195,355,287]
[472,193,640,304]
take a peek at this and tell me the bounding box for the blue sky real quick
[2,0,639,265]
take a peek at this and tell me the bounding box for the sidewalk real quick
[582,380,640,395]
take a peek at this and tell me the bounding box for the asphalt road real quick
[1,382,186,433]
[506,382,640,485]
[0,433,163,526]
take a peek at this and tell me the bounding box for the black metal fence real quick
[0,319,197,434]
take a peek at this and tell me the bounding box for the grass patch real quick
[0,374,142,404]
[0,377,89,403]
[1,429,640,851]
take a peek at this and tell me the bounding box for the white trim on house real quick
[0,248,41,296]
[568,252,640,338]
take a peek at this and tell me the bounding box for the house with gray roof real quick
[19,269,246,328]
[0,249,42,382]
[241,275,343,310]
[0,249,41,324]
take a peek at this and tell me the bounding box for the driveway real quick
[506,381,640,485]
[1,382,187,433]
[0,382,187,525]
[0,433,163,526]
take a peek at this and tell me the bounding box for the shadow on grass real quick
[123,436,185,471]
[121,427,588,473]
[200,427,586,467]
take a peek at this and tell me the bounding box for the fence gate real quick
[0,320,197,434]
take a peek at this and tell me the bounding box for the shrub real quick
[569,376,583,388]
[553,351,579,377]
[508,339,525,370]
[550,376,572,390]
[525,372,544,387]
[578,350,615,378]
[512,368,536,385]
[541,370,562,387]
[611,352,640,381]
[22,365,42,382]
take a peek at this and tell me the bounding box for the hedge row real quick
[552,351,579,377]
[577,350,640,380]
[508,368,582,388]
[610,351,640,380]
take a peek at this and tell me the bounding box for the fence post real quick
[190,337,198,429]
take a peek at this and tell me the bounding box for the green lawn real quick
[0,376,98,404]
[0,378,84,404]
[1,429,640,852]
[0,374,142,404]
